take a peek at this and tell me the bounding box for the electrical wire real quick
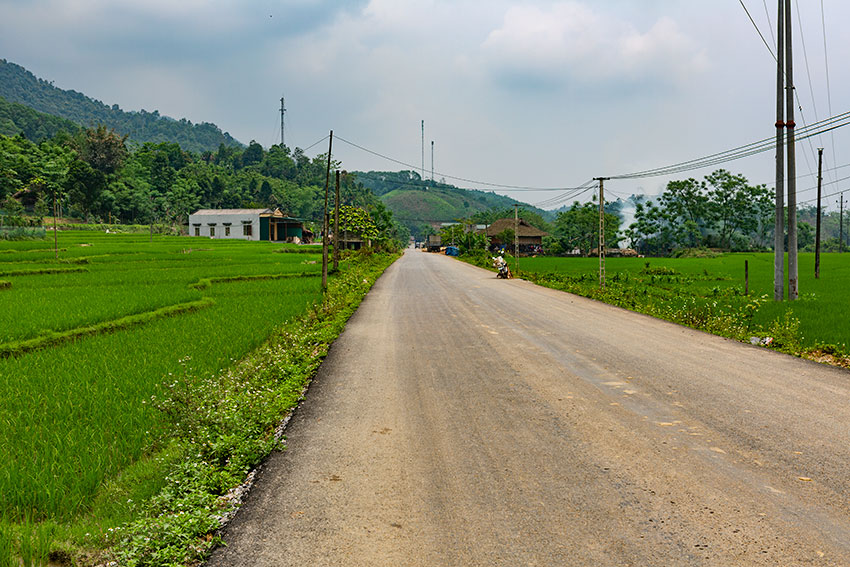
[821,0,839,188]
[302,135,330,152]
[740,0,777,60]
[609,110,850,180]
[335,135,587,192]
[762,0,776,50]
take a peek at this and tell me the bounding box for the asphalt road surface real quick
[208,248,850,566]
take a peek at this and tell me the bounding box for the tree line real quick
[0,127,409,247]
[433,169,847,257]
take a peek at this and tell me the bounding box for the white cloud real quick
[481,2,707,91]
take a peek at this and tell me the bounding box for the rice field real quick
[0,232,324,522]
[518,252,850,349]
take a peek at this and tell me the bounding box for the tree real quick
[76,125,128,175]
[65,159,106,221]
[705,169,771,250]
[242,140,264,168]
[659,178,709,247]
[553,201,620,256]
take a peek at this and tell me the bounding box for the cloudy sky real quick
[1,0,849,211]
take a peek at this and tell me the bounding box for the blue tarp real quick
[445,246,460,256]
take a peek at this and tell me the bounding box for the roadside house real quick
[481,218,549,254]
[188,208,310,242]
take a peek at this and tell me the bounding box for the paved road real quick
[208,249,850,566]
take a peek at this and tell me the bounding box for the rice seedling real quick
[0,232,324,526]
[518,252,850,350]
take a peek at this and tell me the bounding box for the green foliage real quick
[626,170,773,255]
[765,310,802,352]
[0,95,80,141]
[438,222,488,253]
[0,297,214,358]
[333,205,379,241]
[0,133,407,245]
[503,253,849,357]
[0,60,240,154]
[109,249,399,567]
[550,201,621,255]
[354,170,552,239]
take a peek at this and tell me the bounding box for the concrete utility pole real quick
[815,148,823,279]
[333,170,340,271]
[513,204,519,276]
[841,194,845,253]
[322,131,333,291]
[595,177,609,288]
[785,0,798,300]
[280,96,287,147]
[773,0,785,301]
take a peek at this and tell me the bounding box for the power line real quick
[302,135,330,152]
[609,110,850,180]
[821,0,839,188]
[762,0,776,50]
[335,134,588,192]
[739,0,776,60]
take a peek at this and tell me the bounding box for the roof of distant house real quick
[484,218,549,237]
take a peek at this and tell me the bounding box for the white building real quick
[187,208,308,242]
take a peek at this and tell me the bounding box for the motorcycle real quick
[492,256,512,279]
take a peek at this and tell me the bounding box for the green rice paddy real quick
[518,252,850,350]
[0,233,324,522]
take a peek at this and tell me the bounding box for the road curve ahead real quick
[208,249,850,567]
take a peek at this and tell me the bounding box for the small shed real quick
[188,208,308,242]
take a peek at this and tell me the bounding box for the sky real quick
[1,0,849,212]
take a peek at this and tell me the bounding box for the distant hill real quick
[0,59,241,153]
[353,170,553,235]
[0,95,80,140]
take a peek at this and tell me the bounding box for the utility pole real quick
[280,96,287,148]
[513,204,519,276]
[773,0,785,301]
[421,120,425,182]
[815,148,823,279]
[322,131,333,292]
[595,177,609,288]
[333,170,340,271]
[840,194,845,253]
[785,0,798,300]
[52,190,58,260]
[431,141,434,183]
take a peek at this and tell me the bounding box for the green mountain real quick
[0,59,241,153]
[0,94,81,140]
[353,170,553,237]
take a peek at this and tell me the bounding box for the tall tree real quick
[76,125,128,175]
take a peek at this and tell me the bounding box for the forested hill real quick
[0,95,81,140]
[0,59,241,153]
[353,170,552,232]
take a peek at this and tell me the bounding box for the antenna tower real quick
[280,96,287,147]
[421,120,425,181]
